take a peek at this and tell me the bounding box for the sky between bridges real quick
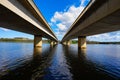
[0,0,120,42]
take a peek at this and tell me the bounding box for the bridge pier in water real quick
[50,41,54,47]
[53,41,56,45]
[63,42,66,45]
[34,35,42,48]
[78,36,86,49]
[66,40,70,46]
[62,41,70,46]
[50,41,57,47]
[63,42,67,45]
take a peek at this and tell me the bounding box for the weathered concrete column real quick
[50,41,54,46]
[34,35,42,48]
[66,40,71,46]
[63,42,66,45]
[53,41,55,45]
[78,36,86,49]
[54,42,57,45]
[55,42,57,45]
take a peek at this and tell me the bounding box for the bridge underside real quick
[0,4,56,41]
[62,0,120,49]
[62,0,120,41]
[65,9,120,40]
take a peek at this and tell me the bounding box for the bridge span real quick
[0,0,58,47]
[62,0,120,49]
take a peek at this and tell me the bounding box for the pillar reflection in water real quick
[33,47,42,60]
[50,44,54,48]
[50,43,57,49]
[78,48,86,59]
[32,47,44,80]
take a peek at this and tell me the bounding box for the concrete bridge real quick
[0,0,120,49]
[0,0,58,47]
[61,0,120,49]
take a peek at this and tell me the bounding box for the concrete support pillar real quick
[50,41,54,46]
[54,42,57,45]
[53,42,55,45]
[34,35,42,48]
[63,42,66,45]
[55,42,57,45]
[66,40,70,46]
[78,36,86,49]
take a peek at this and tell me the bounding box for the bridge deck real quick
[62,0,120,42]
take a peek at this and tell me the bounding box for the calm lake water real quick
[0,42,120,80]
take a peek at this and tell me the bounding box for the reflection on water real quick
[43,45,73,80]
[34,47,42,55]
[0,42,120,80]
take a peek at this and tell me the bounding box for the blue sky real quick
[0,0,120,42]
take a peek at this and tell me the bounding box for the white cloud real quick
[51,5,84,28]
[48,0,120,42]
[57,23,67,31]
[87,31,120,42]
[0,28,10,31]
[50,1,87,40]
[49,0,120,42]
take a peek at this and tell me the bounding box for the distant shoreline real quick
[0,38,120,44]
[87,41,120,44]
[0,38,33,43]
[0,38,49,43]
[71,41,120,44]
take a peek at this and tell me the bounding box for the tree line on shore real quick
[71,40,120,44]
[0,38,49,43]
[0,38,120,44]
